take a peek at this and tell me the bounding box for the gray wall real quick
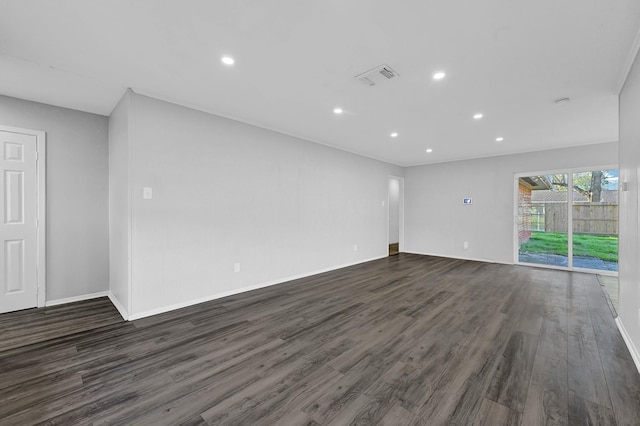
[113,93,403,318]
[0,95,109,301]
[2,87,632,361]
[404,142,618,263]
[619,48,640,360]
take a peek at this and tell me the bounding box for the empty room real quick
[2,1,640,425]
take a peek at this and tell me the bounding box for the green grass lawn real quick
[520,232,618,263]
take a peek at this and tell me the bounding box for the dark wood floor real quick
[0,297,123,352]
[1,254,639,425]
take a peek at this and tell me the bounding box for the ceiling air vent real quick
[354,64,399,87]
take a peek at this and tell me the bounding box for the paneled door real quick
[0,129,40,313]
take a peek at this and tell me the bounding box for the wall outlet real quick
[353,244,358,252]
[234,262,240,273]
[463,241,469,250]
[143,187,153,199]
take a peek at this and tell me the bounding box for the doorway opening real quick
[388,176,403,256]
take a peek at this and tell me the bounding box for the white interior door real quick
[0,129,39,313]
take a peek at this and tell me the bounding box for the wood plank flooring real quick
[598,274,619,314]
[1,254,639,425]
[0,297,123,352]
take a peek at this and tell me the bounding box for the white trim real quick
[399,177,405,252]
[108,292,129,321]
[127,255,386,321]
[573,267,618,277]
[127,89,134,318]
[386,180,389,251]
[617,26,640,95]
[637,168,640,327]
[616,317,640,374]
[513,176,520,264]
[568,173,574,269]
[0,125,46,308]
[37,130,45,308]
[517,261,570,272]
[401,250,512,266]
[387,175,405,254]
[45,291,109,307]
[515,261,618,276]
[390,250,613,275]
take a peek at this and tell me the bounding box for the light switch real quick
[143,187,153,199]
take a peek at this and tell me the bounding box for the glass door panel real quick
[571,170,619,272]
[518,174,568,267]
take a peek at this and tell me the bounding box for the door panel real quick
[5,170,24,223]
[517,174,568,267]
[5,239,25,293]
[0,130,38,313]
[571,170,619,272]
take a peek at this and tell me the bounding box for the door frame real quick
[513,164,618,275]
[1,125,46,308]
[387,175,405,254]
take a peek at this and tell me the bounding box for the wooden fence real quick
[543,203,618,235]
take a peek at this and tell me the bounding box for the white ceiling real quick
[1,1,639,166]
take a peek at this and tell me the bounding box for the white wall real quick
[619,48,640,364]
[121,93,402,318]
[388,177,400,244]
[0,95,109,301]
[404,142,618,263]
[108,90,132,317]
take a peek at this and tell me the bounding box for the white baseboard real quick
[108,292,129,321]
[128,255,386,321]
[616,317,640,374]
[45,291,109,307]
[401,250,511,265]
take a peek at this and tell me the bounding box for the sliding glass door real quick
[571,170,618,271]
[517,174,569,267]
[516,169,618,273]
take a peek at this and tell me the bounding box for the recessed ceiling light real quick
[473,113,484,120]
[426,148,433,153]
[390,132,398,138]
[433,71,446,80]
[496,137,504,142]
[333,107,343,115]
[221,56,235,65]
